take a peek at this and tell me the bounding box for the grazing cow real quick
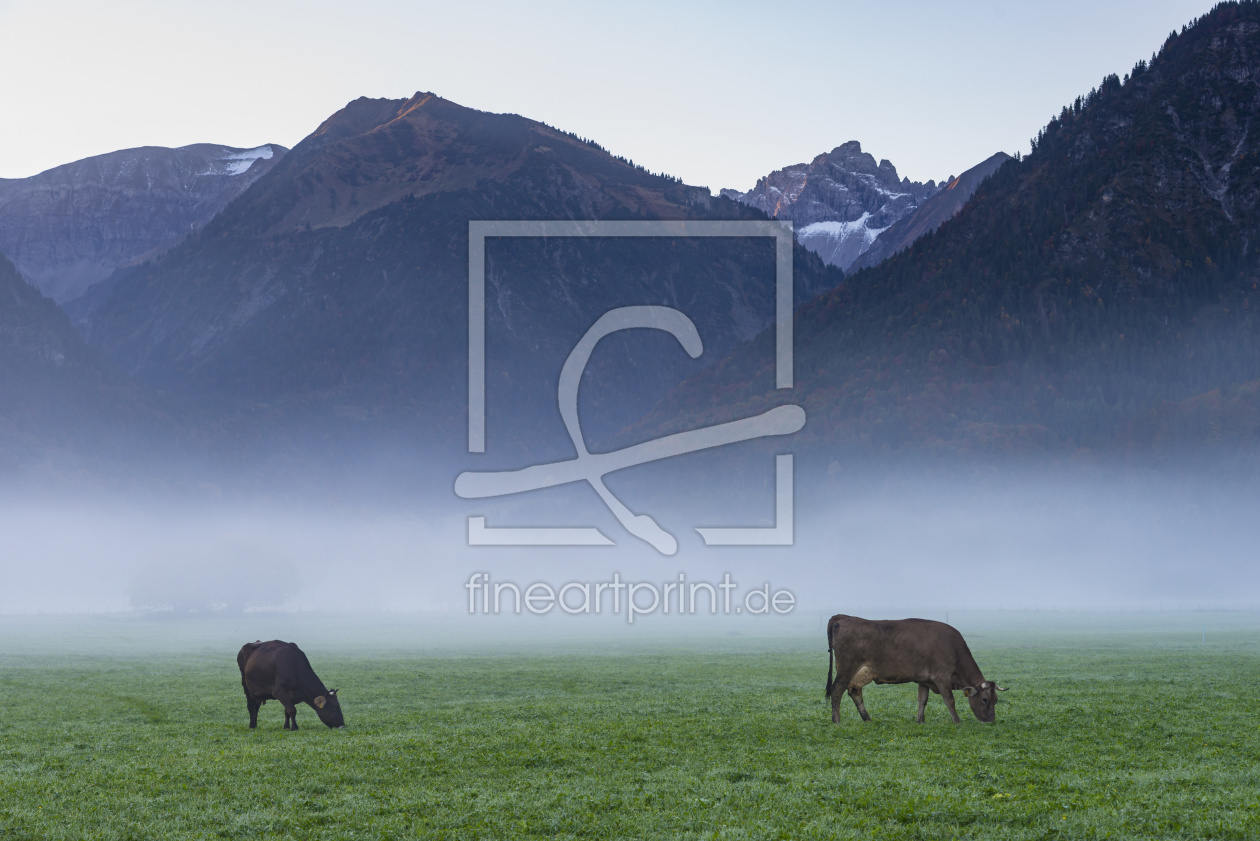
[825,614,1007,724]
[237,640,344,730]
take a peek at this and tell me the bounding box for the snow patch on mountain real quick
[214,145,276,176]
[798,214,889,246]
[795,215,894,270]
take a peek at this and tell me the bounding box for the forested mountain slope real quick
[647,3,1260,461]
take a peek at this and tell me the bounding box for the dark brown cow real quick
[237,640,344,730]
[825,614,1007,723]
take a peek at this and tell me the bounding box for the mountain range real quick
[72,93,841,470]
[4,2,1260,486]
[0,143,285,303]
[646,2,1260,462]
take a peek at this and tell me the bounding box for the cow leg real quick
[274,692,299,730]
[935,679,961,723]
[916,684,930,723]
[847,665,876,721]
[829,672,850,722]
[848,687,872,721]
[829,660,859,723]
[247,696,263,729]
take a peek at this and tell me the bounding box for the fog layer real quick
[2,462,1255,617]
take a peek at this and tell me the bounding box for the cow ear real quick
[314,696,326,709]
[962,686,976,697]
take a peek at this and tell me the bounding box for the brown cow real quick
[825,614,1007,723]
[237,640,344,730]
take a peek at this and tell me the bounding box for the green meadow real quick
[1,612,1258,840]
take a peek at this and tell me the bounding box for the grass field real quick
[1,613,1259,839]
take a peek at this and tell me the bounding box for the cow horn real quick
[329,688,338,695]
[314,696,326,709]
[995,684,1009,692]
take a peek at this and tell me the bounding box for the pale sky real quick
[0,0,1215,190]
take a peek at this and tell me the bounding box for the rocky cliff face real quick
[0,143,286,302]
[720,141,939,271]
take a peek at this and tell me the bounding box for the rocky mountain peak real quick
[721,141,940,271]
[817,141,897,179]
[220,90,685,236]
[307,92,439,146]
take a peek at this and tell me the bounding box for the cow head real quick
[962,681,1007,722]
[311,688,345,728]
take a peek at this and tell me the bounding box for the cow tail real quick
[824,621,836,699]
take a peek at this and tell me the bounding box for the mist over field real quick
[2,457,1255,618]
